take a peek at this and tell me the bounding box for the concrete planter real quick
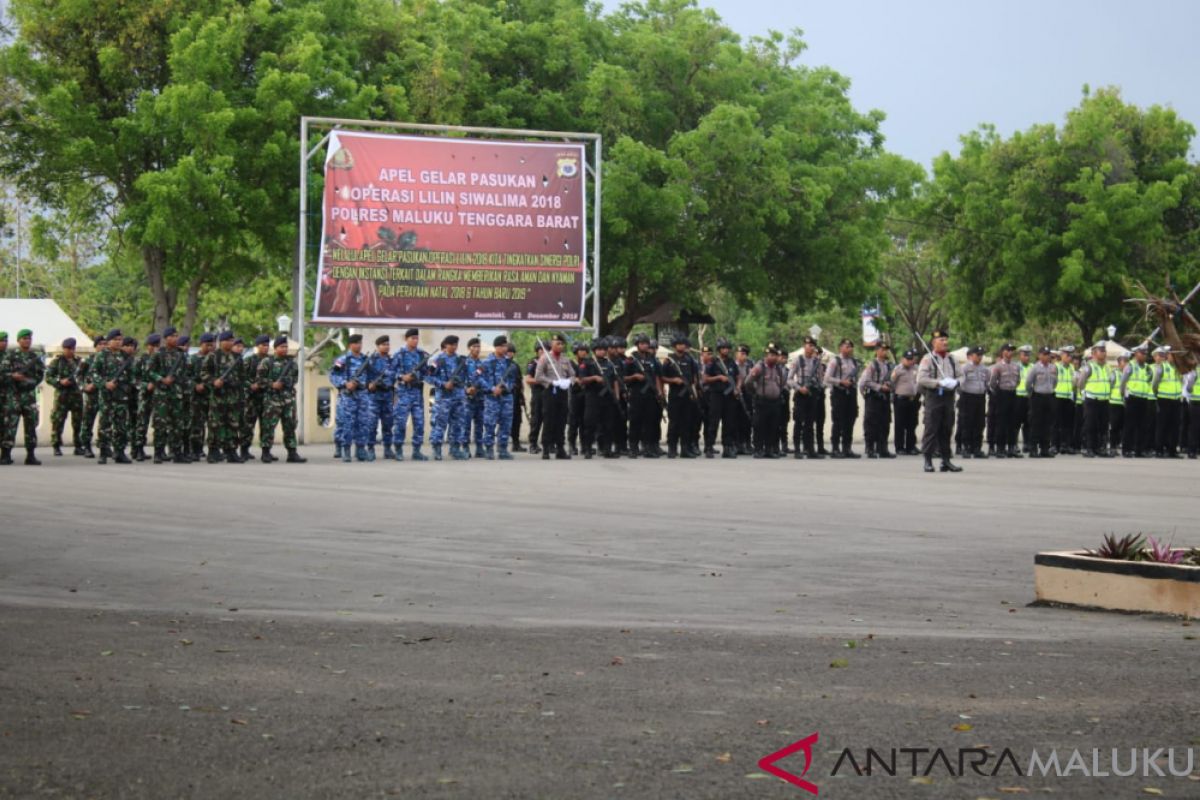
[1034,551,1200,618]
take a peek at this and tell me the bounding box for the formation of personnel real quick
[0,327,305,466]
[6,325,1198,470]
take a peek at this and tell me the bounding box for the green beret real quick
[0,331,7,341]
[17,328,32,339]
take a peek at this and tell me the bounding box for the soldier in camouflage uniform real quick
[2,329,46,465]
[44,337,85,456]
[130,333,160,461]
[78,335,104,458]
[255,336,307,463]
[241,334,272,461]
[0,332,8,460]
[94,332,135,464]
[189,333,215,459]
[148,327,191,463]
[465,337,486,458]
[231,338,248,455]
[202,331,245,463]
[477,335,516,460]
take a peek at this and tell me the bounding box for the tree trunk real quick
[142,245,173,331]
[180,272,205,336]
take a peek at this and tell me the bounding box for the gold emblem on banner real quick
[329,147,354,170]
[556,157,578,178]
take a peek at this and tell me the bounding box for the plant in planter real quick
[1088,532,1146,560]
[1146,537,1185,565]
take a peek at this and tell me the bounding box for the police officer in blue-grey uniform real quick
[428,334,470,460]
[478,335,517,460]
[464,337,486,458]
[392,328,429,462]
[363,334,395,461]
[328,333,372,463]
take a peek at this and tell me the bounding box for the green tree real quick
[924,88,1197,344]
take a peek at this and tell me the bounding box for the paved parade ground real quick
[2,451,1198,798]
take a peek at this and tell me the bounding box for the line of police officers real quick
[0,327,306,466]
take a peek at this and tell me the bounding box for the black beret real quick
[493,335,508,347]
[671,335,690,347]
[217,331,234,341]
[233,337,245,346]
[404,328,419,338]
[716,338,731,349]
[93,336,106,346]
[177,335,191,346]
[441,335,458,346]
[62,338,77,349]
[633,333,650,345]
[199,332,216,344]
[107,328,122,339]
[347,333,363,345]
[467,337,480,347]
[374,334,390,346]
[146,333,162,346]
[163,326,178,337]
[273,335,288,348]
[255,334,271,346]
[591,338,607,349]
[122,336,137,347]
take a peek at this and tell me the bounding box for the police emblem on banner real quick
[556,157,579,178]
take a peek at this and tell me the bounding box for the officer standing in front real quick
[1025,346,1058,458]
[824,338,861,459]
[988,343,1022,458]
[1076,342,1115,458]
[858,342,894,458]
[45,337,85,457]
[916,329,962,473]
[891,349,921,455]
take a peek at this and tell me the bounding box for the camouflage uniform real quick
[465,354,486,455]
[148,346,191,460]
[93,348,134,460]
[131,349,157,455]
[363,351,395,457]
[80,353,101,453]
[477,350,517,458]
[0,342,8,454]
[188,350,211,456]
[3,346,45,453]
[44,353,85,451]
[242,349,270,453]
[428,351,469,458]
[328,350,372,459]
[391,345,429,459]
[256,354,300,450]
[202,346,244,458]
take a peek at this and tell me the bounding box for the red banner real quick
[311,131,588,327]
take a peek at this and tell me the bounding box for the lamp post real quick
[277,314,292,334]
[1106,324,1116,341]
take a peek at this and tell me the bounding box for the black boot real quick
[53,444,63,457]
[866,442,878,459]
[113,448,132,464]
[207,449,221,463]
[241,444,252,461]
[830,445,845,459]
[667,443,678,459]
[286,448,307,463]
[940,458,963,473]
[556,447,571,460]
[0,447,12,466]
[97,446,109,465]
[844,446,861,459]
[226,448,245,463]
[24,448,41,466]
[153,446,165,464]
[73,445,86,456]
[879,446,896,459]
[260,447,274,463]
[923,454,935,473]
[173,449,189,464]
[132,446,146,462]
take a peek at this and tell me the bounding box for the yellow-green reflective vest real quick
[1110,375,1124,405]
[1054,363,1074,399]
[1084,362,1111,401]
[1016,363,1030,397]
[1158,363,1182,400]
[1126,363,1154,399]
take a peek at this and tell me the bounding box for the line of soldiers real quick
[0,327,306,466]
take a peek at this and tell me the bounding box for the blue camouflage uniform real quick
[329,350,372,449]
[465,354,486,451]
[428,352,469,451]
[392,345,428,448]
[364,351,396,450]
[478,352,518,456]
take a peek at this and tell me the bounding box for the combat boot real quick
[260,447,274,463]
[83,444,95,459]
[133,446,147,462]
[704,447,715,459]
[286,448,307,463]
[512,441,526,452]
[542,448,551,460]
[867,442,878,459]
[924,454,935,473]
[452,445,469,461]
[393,444,405,462]
[173,450,189,464]
[475,443,486,458]
[113,448,132,464]
[555,447,570,460]
[844,446,861,459]
[96,446,110,465]
[411,445,428,461]
[355,445,368,462]
[722,447,737,459]
[240,444,252,461]
[879,446,896,459]
[667,443,677,459]
[1007,446,1023,459]
[433,444,444,461]
[53,444,63,457]
[830,445,845,459]
[153,446,165,464]
[225,448,245,463]
[383,444,396,460]
[940,457,963,473]
[73,445,85,456]
[341,445,352,463]
[485,446,495,461]
[366,446,377,462]
[24,448,41,466]
[498,444,514,460]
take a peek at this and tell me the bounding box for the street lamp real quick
[809,324,822,341]
[1106,324,1116,340]
[277,314,292,335]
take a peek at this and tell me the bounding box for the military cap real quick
[1132,343,1149,353]
[737,344,750,354]
[550,333,567,344]
[671,335,690,347]
[873,341,889,350]
[122,336,137,347]
[467,337,480,347]
[1000,342,1015,352]
[404,328,419,338]
[1092,341,1106,352]
[1154,345,1170,355]
[234,337,245,347]
[701,345,713,354]
[1039,346,1052,355]
[92,335,105,346]
[633,333,650,345]
[534,341,545,351]
[177,334,190,346]
[803,336,818,346]
[1017,344,1033,353]
[967,346,985,356]
[199,332,216,344]
[440,334,458,346]
[255,334,272,346]
[273,335,288,348]
[573,340,590,353]
[62,337,77,349]
[493,335,508,347]
[838,338,855,347]
[930,329,949,340]
[107,328,122,339]
[1059,344,1076,354]
[903,349,917,360]
[591,338,608,350]
[347,333,363,345]
[163,326,178,337]
[716,337,731,349]
[371,334,388,346]
[14,328,31,340]
[216,331,233,342]
[146,333,162,346]
[0,331,6,341]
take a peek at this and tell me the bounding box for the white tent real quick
[0,298,93,354]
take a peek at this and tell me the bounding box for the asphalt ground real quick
[2,447,1198,798]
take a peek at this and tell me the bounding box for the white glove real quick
[554,378,571,390]
[939,377,958,389]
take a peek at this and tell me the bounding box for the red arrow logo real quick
[758,731,820,794]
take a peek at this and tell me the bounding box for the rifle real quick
[589,353,627,420]
[714,355,738,397]
[394,349,431,389]
[629,352,666,408]
[366,352,393,393]
[8,352,41,391]
[103,353,134,397]
[212,352,242,393]
[268,357,298,392]
[340,350,374,393]
[157,348,188,389]
[665,354,699,403]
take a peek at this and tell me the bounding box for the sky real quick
[632,0,1200,170]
